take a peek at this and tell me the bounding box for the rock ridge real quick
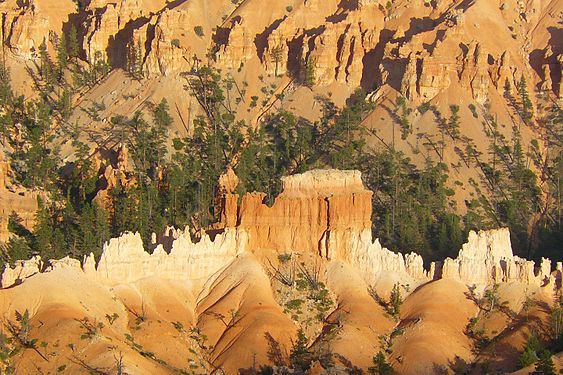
[2,169,560,290]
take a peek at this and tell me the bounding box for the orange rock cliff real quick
[2,169,561,291]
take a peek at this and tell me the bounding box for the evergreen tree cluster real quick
[0,59,560,272]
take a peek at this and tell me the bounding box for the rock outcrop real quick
[1,256,43,287]
[0,0,75,58]
[439,228,553,286]
[1,169,560,290]
[90,227,246,285]
[236,170,372,259]
[0,153,38,243]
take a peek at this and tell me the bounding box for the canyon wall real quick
[2,170,560,291]
[236,170,372,259]
[1,0,558,101]
[0,153,38,243]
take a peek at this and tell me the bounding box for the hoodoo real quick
[3,170,559,289]
[0,171,561,373]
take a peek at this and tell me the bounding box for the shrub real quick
[468,103,478,118]
[194,26,204,37]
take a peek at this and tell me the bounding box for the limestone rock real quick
[1,256,42,288]
[216,18,255,70]
[441,228,541,285]
[1,170,559,293]
[238,169,372,258]
[143,8,197,76]
[0,0,75,58]
[93,228,245,285]
[49,256,82,271]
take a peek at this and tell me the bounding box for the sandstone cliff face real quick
[0,0,557,103]
[0,0,75,58]
[1,170,560,291]
[0,0,555,124]
[90,227,246,285]
[0,153,38,243]
[237,170,372,258]
[439,228,554,286]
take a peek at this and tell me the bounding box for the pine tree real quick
[368,351,393,375]
[94,203,110,253]
[519,347,538,368]
[57,89,73,120]
[0,63,13,106]
[270,45,284,77]
[290,329,311,371]
[127,38,144,79]
[535,350,556,375]
[56,33,68,76]
[518,75,533,121]
[388,282,403,318]
[518,331,541,368]
[68,25,79,59]
[303,57,316,87]
[447,105,461,139]
[38,40,55,89]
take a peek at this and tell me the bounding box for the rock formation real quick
[0,153,38,243]
[236,170,372,259]
[440,228,541,285]
[3,169,559,291]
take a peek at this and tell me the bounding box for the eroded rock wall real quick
[237,170,372,259]
[1,169,560,291]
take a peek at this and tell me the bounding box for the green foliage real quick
[388,283,403,319]
[462,102,548,259]
[368,351,393,375]
[56,33,68,74]
[303,57,316,87]
[127,38,144,79]
[73,51,111,88]
[290,329,311,372]
[394,96,412,141]
[68,25,80,59]
[194,26,204,37]
[270,45,284,77]
[417,101,432,114]
[77,317,104,340]
[468,103,478,118]
[0,63,13,107]
[535,350,556,375]
[482,284,507,313]
[365,150,461,261]
[519,331,541,368]
[0,58,559,288]
[518,75,533,122]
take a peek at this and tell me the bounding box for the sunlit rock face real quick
[2,169,558,291]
